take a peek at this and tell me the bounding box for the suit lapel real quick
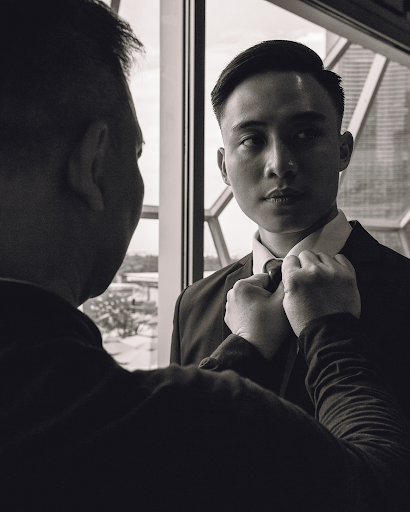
[340,221,382,298]
[217,224,381,377]
[221,254,253,340]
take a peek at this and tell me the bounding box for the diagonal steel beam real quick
[206,217,232,267]
[209,186,233,218]
[323,37,350,69]
[398,229,410,258]
[141,205,159,220]
[399,206,410,229]
[339,53,389,186]
[111,0,121,13]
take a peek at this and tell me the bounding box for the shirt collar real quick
[252,209,352,274]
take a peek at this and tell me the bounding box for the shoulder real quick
[141,363,270,414]
[344,221,410,273]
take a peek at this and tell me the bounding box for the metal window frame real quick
[157,0,205,366]
[110,0,120,13]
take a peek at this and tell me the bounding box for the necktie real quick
[265,259,298,398]
[265,259,283,293]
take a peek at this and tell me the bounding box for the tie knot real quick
[265,259,282,293]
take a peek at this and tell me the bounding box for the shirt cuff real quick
[198,334,272,388]
[297,313,367,365]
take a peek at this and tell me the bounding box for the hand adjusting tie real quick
[265,259,283,293]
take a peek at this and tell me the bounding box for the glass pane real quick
[335,43,410,256]
[204,221,217,258]
[122,0,160,206]
[333,43,375,132]
[83,0,159,371]
[218,200,257,260]
[338,47,410,220]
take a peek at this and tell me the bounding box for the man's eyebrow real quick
[231,120,268,132]
[231,112,327,132]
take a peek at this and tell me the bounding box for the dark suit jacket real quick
[171,221,410,417]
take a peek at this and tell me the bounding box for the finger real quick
[282,254,301,274]
[298,250,320,267]
[239,273,270,290]
[315,252,334,265]
[271,281,285,300]
[334,253,356,275]
[282,254,301,286]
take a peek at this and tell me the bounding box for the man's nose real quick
[263,140,296,179]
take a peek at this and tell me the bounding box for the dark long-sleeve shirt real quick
[0,280,409,511]
[200,313,410,511]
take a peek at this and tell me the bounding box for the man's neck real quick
[259,208,338,258]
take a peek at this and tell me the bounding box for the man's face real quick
[218,71,352,237]
[96,85,144,292]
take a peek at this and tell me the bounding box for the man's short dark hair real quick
[211,40,344,127]
[0,0,144,175]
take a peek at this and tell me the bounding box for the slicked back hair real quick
[211,40,344,128]
[0,0,144,175]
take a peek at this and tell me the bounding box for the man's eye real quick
[241,136,264,147]
[295,129,318,139]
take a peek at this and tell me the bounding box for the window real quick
[83,0,159,371]
[88,0,410,370]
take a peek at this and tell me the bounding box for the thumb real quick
[270,281,285,304]
[240,273,271,290]
[334,254,356,275]
[282,254,301,285]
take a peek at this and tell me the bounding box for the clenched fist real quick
[282,250,361,336]
[224,274,291,360]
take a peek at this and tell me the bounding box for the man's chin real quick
[259,209,337,237]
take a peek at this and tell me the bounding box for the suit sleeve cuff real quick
[198,334,272,388]
[298,312,367,366]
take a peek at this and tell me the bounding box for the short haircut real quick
[211,40,344,127]
[0,0,144,175]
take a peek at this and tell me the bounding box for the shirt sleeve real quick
[198,333,272,388]
[298,312,410,512]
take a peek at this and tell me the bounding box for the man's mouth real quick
[264,188,303,204]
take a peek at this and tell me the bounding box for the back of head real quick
[211,40,344,126]
[0,0,143,175]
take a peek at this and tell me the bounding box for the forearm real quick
[198,334,272,388]
[299,313,410,511]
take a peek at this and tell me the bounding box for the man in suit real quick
[171,40,410,418]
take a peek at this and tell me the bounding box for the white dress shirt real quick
[251,209,353,396]
[252,209,353,275]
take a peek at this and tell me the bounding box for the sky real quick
[104,0,327,258]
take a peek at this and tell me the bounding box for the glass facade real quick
[336,41,410,256]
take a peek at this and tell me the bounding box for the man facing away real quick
[0,3,409,511]
[171,40,410,418]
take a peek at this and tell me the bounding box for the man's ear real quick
[217,147,230,186]
[339,131,354,172]
[67,121,109,211]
